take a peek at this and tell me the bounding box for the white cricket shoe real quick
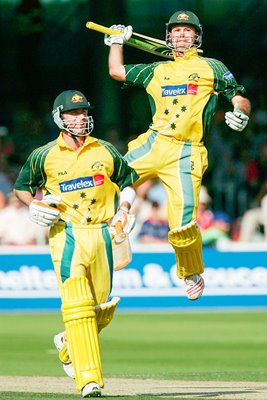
[81,382,101,398]
[184,274,204,300]
[54,332,75,379]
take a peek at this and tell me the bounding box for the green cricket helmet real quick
[166,10,203,50]
[52,90,94,136]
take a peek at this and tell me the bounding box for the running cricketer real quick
[13,90,138,398]
[104,10,251,300]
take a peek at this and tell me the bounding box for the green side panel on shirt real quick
[202,93,218,141]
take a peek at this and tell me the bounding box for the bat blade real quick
[86,21,174,60]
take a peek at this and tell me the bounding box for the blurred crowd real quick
[0,93,267,246]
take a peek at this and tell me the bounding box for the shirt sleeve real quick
[14,148,47,195]
[123,62,160,89]
[206,58,247,101]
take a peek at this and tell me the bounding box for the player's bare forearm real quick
[13,189,34,206]
[108,45,126,81]
[231,95,251,116]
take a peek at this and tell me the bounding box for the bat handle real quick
[86,21,122,36]
[115,221,123,235]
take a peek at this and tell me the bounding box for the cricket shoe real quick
[54,331,75,379]
[81,382,101,398]
[184,274,204,300]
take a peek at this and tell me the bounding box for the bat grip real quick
[86,21,122,36]
[115,221,123,234]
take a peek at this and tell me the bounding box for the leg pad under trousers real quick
[168,220,204,279]
[61,276,103,391]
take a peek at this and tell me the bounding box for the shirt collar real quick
[57,132,98,149]
[173,47,198,61]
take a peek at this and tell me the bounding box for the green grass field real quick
[0,310,266,399]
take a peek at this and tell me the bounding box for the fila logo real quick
[59,175,104,193]
[161,84,198,97]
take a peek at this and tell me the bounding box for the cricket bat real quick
[86,21,174,60]
[112,221,132,271]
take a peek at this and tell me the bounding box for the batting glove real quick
[104,24,133,46]
[29,194,61,227]
[225,110,249,132]
[109,208,136,235]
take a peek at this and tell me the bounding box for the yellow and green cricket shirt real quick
[124,47,246,143]
[14,133,139,225]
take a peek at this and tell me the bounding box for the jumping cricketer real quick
[13,90,138,397]
[104,10,251,301]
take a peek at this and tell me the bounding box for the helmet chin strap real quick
[65,129,86,144]
[64,126,90,138]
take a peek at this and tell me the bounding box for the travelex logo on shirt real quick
[59,175,104,192]
[161,84,198,97]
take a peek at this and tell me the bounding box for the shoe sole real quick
[82,388,101,398]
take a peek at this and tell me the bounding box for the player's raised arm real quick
[104,24,132,81]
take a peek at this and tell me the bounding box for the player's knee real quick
[61,277,95,323]
[168,220,201,248]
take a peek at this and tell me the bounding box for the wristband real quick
[119,206,129,213]
[119,186,136,207]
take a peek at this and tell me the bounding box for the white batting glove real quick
[29,194,61,227]
[104,24,133,46]
[225,110,249,132]
[109,208,136,235]
[41,194,61,207]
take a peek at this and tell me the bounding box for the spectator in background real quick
[0,190,7,210]
[0,126,15,160]
[138,182,169,243]
[239,180,267,242]
[130,180,154,243]
[130,180,169,243]
[245,140,267,206]
[254,93,267,130]
[0,154,13,196]
[0,192,48,245]
[197,186,231,246]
